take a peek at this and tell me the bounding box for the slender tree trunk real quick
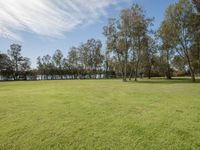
[15,59,18,80]
[116,53,124,81]
[166,64,171,79]
[134,38,142,82]
[134,59,139,81]
[129,68,134,81]
[94,67,97,79]
[105,61,109,79]
[166,50,171,80]
[123,37,129,82]
[188,61,196,82]
[185,52,196,82]
[123,52,128,82]
[148,66,152,79]
[121,68,124,81]
[129,56,135,81]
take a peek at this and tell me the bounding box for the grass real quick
[0,78,200,150]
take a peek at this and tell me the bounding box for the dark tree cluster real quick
[0,44,32,80]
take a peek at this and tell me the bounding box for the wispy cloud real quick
[0,0,124,41]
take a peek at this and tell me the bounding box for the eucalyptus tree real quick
[7,44,23,80]
[79,42,89,71]
[140,35,158,79]
[117,9,131,81]
[190,31,200,74]
[104,50,110,78]
[165,0,197,82]
[53,49,64,78]
[157,17,176,79]
[19,57,31,80]
[67,47,80,78]
[0,53,13,79]
[129,4,153,81]
[37,56,45,79]
[53,49,64,70]
[92,39,104,78]
[191,0,200,74]
[103,18,128,81]
[78,39,103,78]
[68,47,79,69]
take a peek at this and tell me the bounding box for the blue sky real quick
[0,0,176,67]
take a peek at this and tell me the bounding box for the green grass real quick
[0,79,200,150]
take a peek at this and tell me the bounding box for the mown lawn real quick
[0,79,200,150]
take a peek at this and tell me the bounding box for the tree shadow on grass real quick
[129,77,200,84]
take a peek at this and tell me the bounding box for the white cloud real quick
[0,0,122,40]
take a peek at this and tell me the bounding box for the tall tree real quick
[157,17,176,79]
[68,47,79,69]
[53,49,64,78]
[7,44,23,80]
[67,47,79,79]
[19,57,31,80]
[129,4,153,81]
[0,53,13,79]
[141,35,158,79]
[166,0,196,82]
[53,49,64,70]
[103,18,128,81]
[191,0,200,74]
[117,9,131,81]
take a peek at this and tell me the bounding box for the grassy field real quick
[0,79,200,150]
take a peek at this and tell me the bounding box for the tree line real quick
[0,0,199,82]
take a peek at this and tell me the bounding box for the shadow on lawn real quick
[129,77,200,84]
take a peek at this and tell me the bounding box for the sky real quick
[0,0,176,68]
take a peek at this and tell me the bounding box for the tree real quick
[92,39,104,78]
[157,17,176,79]
[53,49,64,69]
[37,56,45,79]
[68,47,79,69]
[19,57,31,80]
[78,39,103,78]
[117,9,131,81]
[191,0,200,74]
[164,0,197,82]
[141,35,158,79]
[103,18,125,81]
[67,47,80,79]
[129,4,153,81]
[53,49,64,79]
[0,53,14,79]
[7,44,23,80]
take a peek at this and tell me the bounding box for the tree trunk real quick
[129,68,134,81]
[166,64,171,80]
[198,42,200,74]
[148,66,151,79]
[166,50,171,80]
[134,59,139,81]
[185,52,196,82]
[188,62,196,82]
[123,54,128,82]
